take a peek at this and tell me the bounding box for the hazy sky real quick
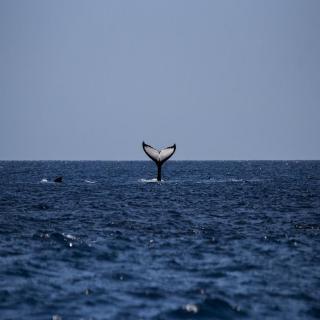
[0,0,319,160]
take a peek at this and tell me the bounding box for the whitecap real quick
[140,178,163,183]
[64,233,76,240]
[85,179,96,184]
[229,178,244,182]
[184,303,198,313]
[40,178,48,183]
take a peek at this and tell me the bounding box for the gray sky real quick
[0,0,319,160]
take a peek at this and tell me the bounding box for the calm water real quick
[0,161,320,320]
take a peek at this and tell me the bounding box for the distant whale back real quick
[54,176,63,183]
[142,142,176,181]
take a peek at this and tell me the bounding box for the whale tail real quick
[142,141,176,181]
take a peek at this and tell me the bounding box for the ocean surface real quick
[0,161,319,320]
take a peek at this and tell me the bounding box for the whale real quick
[142,141,176,181]
[54,176,63,183]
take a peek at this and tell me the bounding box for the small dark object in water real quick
[54,176,63,183]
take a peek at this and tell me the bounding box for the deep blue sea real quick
[0,161,320,320]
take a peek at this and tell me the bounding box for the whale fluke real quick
[54,176,63,183]
[142,141,176,181]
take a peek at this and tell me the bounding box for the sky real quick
[0,0,319,160]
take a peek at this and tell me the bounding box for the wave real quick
[33,231,89,249]
[197,178,265,184]
[139,178,265,184]
[163,297,246,319]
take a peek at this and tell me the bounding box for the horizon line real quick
[0,159,319,162]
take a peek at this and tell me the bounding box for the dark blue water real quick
[0,161,320,320]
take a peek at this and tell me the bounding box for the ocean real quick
[0,161,319,320]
